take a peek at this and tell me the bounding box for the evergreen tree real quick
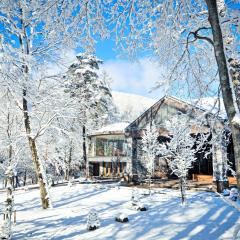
[65,54,113,177]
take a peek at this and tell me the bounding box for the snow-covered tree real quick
[108,0,240,191]
[0,88,28,188]
[1,166,15,240]
[159,115,197,204]
[217,1,240,109]
[141,123,160,195]
[0,1,108,208]
[64,54,113,176]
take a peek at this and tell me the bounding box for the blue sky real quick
[93,39,164,100]
[2,1,239,101]
[95,39,117,60]
[51,40,164,100]
[92,0,240,100]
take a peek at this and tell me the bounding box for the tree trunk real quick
[27,136,50,209]
[23,84,50,209]
[205,0,240,190]
[7,112,13,164]
[149,175,151,196]
[82,125,88,177]
[23,170,27,186]
[231,129,240,189]
[65,143,73,181]
[216,180,224,193]
[180,177,185,204]
[18,5,50,209]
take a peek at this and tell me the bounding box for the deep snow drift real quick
[1,183,239,240]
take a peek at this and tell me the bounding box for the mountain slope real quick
[112,91,156,122]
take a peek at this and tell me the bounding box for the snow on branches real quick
[0,0,110,208]
[160,115,196,178]
[64,53,113,130]
[64,53,113,176]
[1,167,15,240]
[140,122,160,194]
[159,115,197,204]
[141,123,160,177]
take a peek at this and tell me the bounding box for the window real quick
[95,138,127,157]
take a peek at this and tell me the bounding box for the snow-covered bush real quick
[87,209,100,231]
[222,189,230,196]
[130,188,147,211]
[115,213,129,223]
[230,188,239,201]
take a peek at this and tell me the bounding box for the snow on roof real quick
[126,95,227,130]
[89,122,130,136]
[162,95,227,119]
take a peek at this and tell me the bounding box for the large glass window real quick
[96,138,127,156]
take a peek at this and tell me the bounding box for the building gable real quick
[125,95,224,136]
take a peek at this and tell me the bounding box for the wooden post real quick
[14,210,16,223]
[108,163,111,176]
[103,162,106,176]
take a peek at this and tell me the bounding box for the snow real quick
[112,92,228,122]
[192,97,226,119]
[74,66,93,74]
[112,91,156,121]
[2,184,239,240]
[89,122,130,135]
[232,113,240,126]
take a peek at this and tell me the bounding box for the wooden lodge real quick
[87,95,236,184]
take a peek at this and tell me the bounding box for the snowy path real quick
[1,184,239,240]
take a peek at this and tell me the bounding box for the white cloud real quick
[45,49,77,76]
[103,58,167,99]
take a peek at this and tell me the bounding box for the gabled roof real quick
[125,95,225,133]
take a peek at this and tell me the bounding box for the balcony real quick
[88,156,131,163]
[95,148,127,157]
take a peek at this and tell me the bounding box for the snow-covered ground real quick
[1,184,240,240]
